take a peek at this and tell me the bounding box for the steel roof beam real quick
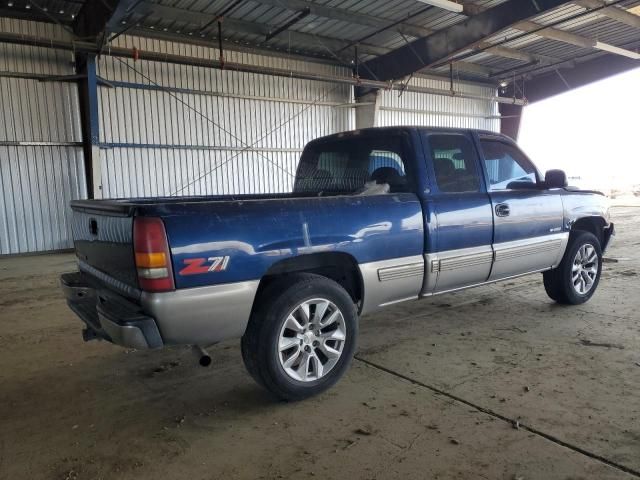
[0,7,72,25]
[360,0,572,81]
[250,0,432,38]
[513,19,640,59]
[0,30,525,104]
[134,2,390,57]
[475,41,539,63]
[573,0,640,29]
[449,61,495,76]
[251,0,558,67]
[511,51,639,102]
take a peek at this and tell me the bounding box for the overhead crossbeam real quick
[250,0,432,38]
[513,20,640,59]
[133,2,390,57]
[573,0,640,29]
[360,0,572,82]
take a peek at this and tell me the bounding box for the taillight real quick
[133,217,175,292]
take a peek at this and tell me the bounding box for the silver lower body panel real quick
[424,245,494,294]
[489,233,568,281]
[359,255,424,315]
[141,280,260,346]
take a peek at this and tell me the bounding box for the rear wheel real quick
[241,273,358,401]
[543,231,602,305]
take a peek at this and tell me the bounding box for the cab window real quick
[428,134,481,193]
[294,136,411,195]
[480,139,537,190]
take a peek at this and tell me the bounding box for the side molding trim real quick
[360,256,425,315]
[489,232,568,281]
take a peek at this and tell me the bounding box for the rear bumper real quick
[60,272,163,349]
[61,272,260,348]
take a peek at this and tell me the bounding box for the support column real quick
[499,103,523,141]
[76,53,102,198]
[354,88,381,129]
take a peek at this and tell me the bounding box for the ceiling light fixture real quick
[414,0,463,13]
[594,41,640,60]
[499,80,508,88]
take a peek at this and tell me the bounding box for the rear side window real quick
[428,134,481,193]
[294,136,411,195]
[480,139,537,190]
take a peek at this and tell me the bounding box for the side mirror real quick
[545,169,568,189]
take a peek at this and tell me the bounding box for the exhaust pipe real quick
[192,345,212,367]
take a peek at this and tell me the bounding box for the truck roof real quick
[307,126,512,146]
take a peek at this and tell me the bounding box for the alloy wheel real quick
[277,298,346,382]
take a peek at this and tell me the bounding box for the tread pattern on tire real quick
[543,230,602,305]
[241,273,358,401]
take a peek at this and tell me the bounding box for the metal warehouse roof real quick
[0,0,639,89]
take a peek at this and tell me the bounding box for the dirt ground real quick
[1,207,639,480]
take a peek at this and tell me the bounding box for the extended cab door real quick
[420,131,494,294]
[475,133,566,281]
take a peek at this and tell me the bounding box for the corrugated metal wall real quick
[378,75,500,131]
[0,20,500,254]
[0,19,87,255]
[96,36,355,197]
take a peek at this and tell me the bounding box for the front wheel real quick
[543,231,602,305]
[241,273,358,401]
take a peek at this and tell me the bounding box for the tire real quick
[543,231,602,305]
[241,273,358,401]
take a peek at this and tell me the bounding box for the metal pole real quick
[75,53,102,199]
[0,32,527,106]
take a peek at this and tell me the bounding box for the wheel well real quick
[572,216,606,245]
[256,253,363,305]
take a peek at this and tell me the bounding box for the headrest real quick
[434,157,455,175]
[371,167,401,185]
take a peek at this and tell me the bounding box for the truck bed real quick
[70,193,425,292]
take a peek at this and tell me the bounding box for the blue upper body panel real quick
[161,194,424,289]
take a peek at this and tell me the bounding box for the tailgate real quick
[70,201,138,292]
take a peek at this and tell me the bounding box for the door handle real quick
[495,203,510,217]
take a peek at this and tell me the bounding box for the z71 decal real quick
[179,256,230,276]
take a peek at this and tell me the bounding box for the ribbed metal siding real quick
[96,35,354,197]
[0,19,87,255]
[378,75,500,132]
[0,146,86,253]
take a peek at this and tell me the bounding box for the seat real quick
[434,157,457,191]
[370,166,406,191]
[371,167,399,184]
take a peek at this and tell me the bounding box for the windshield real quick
[293,135,411,195]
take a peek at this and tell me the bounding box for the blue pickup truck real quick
[61,127,614,400]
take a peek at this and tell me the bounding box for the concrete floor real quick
[1,207,639,480]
